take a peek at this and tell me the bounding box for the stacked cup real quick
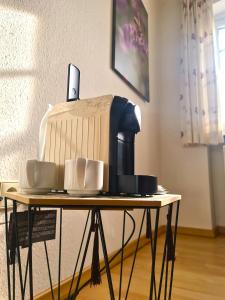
[64,158,104,196]
[19,158,104,196]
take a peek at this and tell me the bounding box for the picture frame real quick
[112,0,150,102]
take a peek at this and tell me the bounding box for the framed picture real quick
[112,0,149,102]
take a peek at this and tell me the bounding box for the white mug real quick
[19,160,56,194]
[64,158,104,196]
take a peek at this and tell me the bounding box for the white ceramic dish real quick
[21,188,51,195]
[67,189,100,197]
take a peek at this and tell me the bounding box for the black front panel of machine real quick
[108,96,141,195]
[117,132,134,175]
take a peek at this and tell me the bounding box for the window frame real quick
[214,12,225,137]
[215,14,225,71]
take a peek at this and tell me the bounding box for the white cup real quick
[64,157,104,196]
[19,160,56,194]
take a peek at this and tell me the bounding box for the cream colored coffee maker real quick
[43,94,157,196]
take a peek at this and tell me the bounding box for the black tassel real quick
[166,212,175,261]
[146,209,151,239]
[167,224,175,261]
[90,210,96,232]
[91,222,101,286]
[9,214,16,265]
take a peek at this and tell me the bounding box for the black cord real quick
[76,210,136,294]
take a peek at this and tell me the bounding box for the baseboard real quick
[215,226,225,235]
[175,226,216,238]
[157,224,216,238]
[35,226,165,300]
[176,225,225,237]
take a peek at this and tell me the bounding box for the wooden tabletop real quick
[3,192,181,208]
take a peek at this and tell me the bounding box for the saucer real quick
[67,189,100,197]
[21,188,51,195]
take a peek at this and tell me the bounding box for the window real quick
[214,12,225,130]
[217,26,225,72]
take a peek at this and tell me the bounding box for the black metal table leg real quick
[147,209,157,299]
[67,210,91,299]
[168,201,180,300]
[158,205,172,300]
[73,213,93,299]
[58,208,63,300]
[4,197,11,300]
[119,211,126,300]
[23,252,29,298]
[149,208,160,300]
[28,206,34,300]
[12,255,15,300]
[36,207,54,300]
[164,250,169,300]
[125,209,146,300]
[165,204,173,300]
[44,241,55,300]
[157,202,180,300]
[97,210,115,300]
[13,201,24,300]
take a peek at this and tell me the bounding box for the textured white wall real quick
[158,0,214,230]
[0,0,161,298]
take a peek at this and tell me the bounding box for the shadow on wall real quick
[0,6,39,180]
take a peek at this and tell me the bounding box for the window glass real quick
[219,50,225,72]
[214,9,225,132]
[218,28,225,50]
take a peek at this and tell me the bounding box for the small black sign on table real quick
[8,210,57,251]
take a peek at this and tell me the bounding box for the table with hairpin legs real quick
[3,192,181,300]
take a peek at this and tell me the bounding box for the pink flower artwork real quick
[112,0,149,101]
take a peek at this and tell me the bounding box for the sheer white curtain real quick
[180,0,223,145]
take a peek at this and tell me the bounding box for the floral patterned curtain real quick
[180,0,223,145]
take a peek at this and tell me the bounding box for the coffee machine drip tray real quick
[117,175,157,196]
